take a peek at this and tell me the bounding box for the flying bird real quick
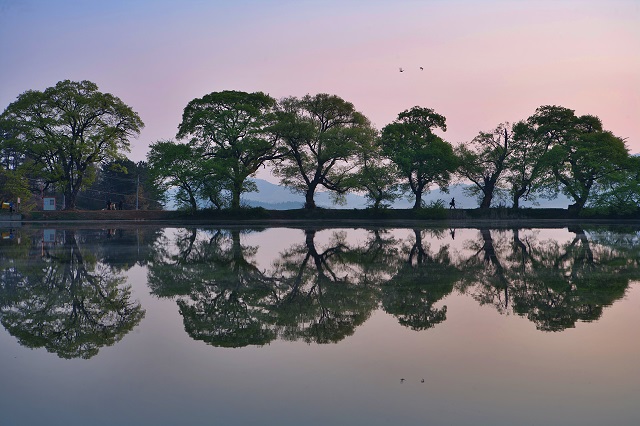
[420,67,424,70]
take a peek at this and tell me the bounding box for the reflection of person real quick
[449,198,456,209]
[118,200,123,210]
[449,228,456,240]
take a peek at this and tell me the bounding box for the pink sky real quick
[1,0,638,182]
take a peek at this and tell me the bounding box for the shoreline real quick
[3,208,640,230]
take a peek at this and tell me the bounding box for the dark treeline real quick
[1,80,638,215]
[1,226,638,355]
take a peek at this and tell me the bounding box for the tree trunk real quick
[480,179,495,209]
[480,190,492,209]
[230,178,243,209]
[231,190,241,210]
[65,188,79,210]
[512,185,527,209]
[189,192,198,213]
[413,189,423,209]
[304,185,317,209]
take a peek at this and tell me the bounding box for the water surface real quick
[1,225,638,425]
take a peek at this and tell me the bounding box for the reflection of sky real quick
[1,227,639,425]
[0,0,638,177]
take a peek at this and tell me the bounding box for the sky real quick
[1,0,638,182]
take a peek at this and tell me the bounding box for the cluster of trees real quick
[1,80,638,214]
[0,80,161,210]
[146,91,640,214]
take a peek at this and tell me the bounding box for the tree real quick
[0,80,143,209]
[146,140,211,212]
[542,112,629,213]
[456,123,512,209]
[380,106,457,209]
[176,90,278,209]
[348,137,401,209]
[272,93,375,209]
[505,106,578,208]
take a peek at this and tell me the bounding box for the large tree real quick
[272,93,375,209]
[456,123,513,209]
[380,106,457,209]
[176,90,278,209]
[506,106,578,208]
[0,80,143,209]
[524,107,630,213]
[547,126,629,213]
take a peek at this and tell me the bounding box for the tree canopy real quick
[456,123,513,209]
[176,90,278,209]
[272,93,375,209]
[381,107,457,209]
[0,80,143,209]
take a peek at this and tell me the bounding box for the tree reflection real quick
[148,228,276,347]
[269,229,379,344]
[144,225,640,347]
[381,229,460,330]
[460,227,638,331]
[0,230,145,359]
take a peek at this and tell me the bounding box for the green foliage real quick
[0,168,31,210]
[587,155,640,215]
[456,123,512,209]
[0,80,143,209]
[272,93,376,209]
[177,90,278,209]
[147,140,213,212]
[381,106,457,209]
[348,136,401,209]
[544,116,629,212]
[506,105,632,212]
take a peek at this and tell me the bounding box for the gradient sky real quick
[1,0,638,181]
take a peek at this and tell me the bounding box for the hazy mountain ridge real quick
[241,179,571,210]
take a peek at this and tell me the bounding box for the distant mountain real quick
[242,179,572,209]
[166,178,571,210]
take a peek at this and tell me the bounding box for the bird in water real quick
[400,378,405,383]
[420,66,424,70]
[399,67,404,72]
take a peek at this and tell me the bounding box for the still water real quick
[0,225,639,425]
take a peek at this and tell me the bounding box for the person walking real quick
[449,198,456,209]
